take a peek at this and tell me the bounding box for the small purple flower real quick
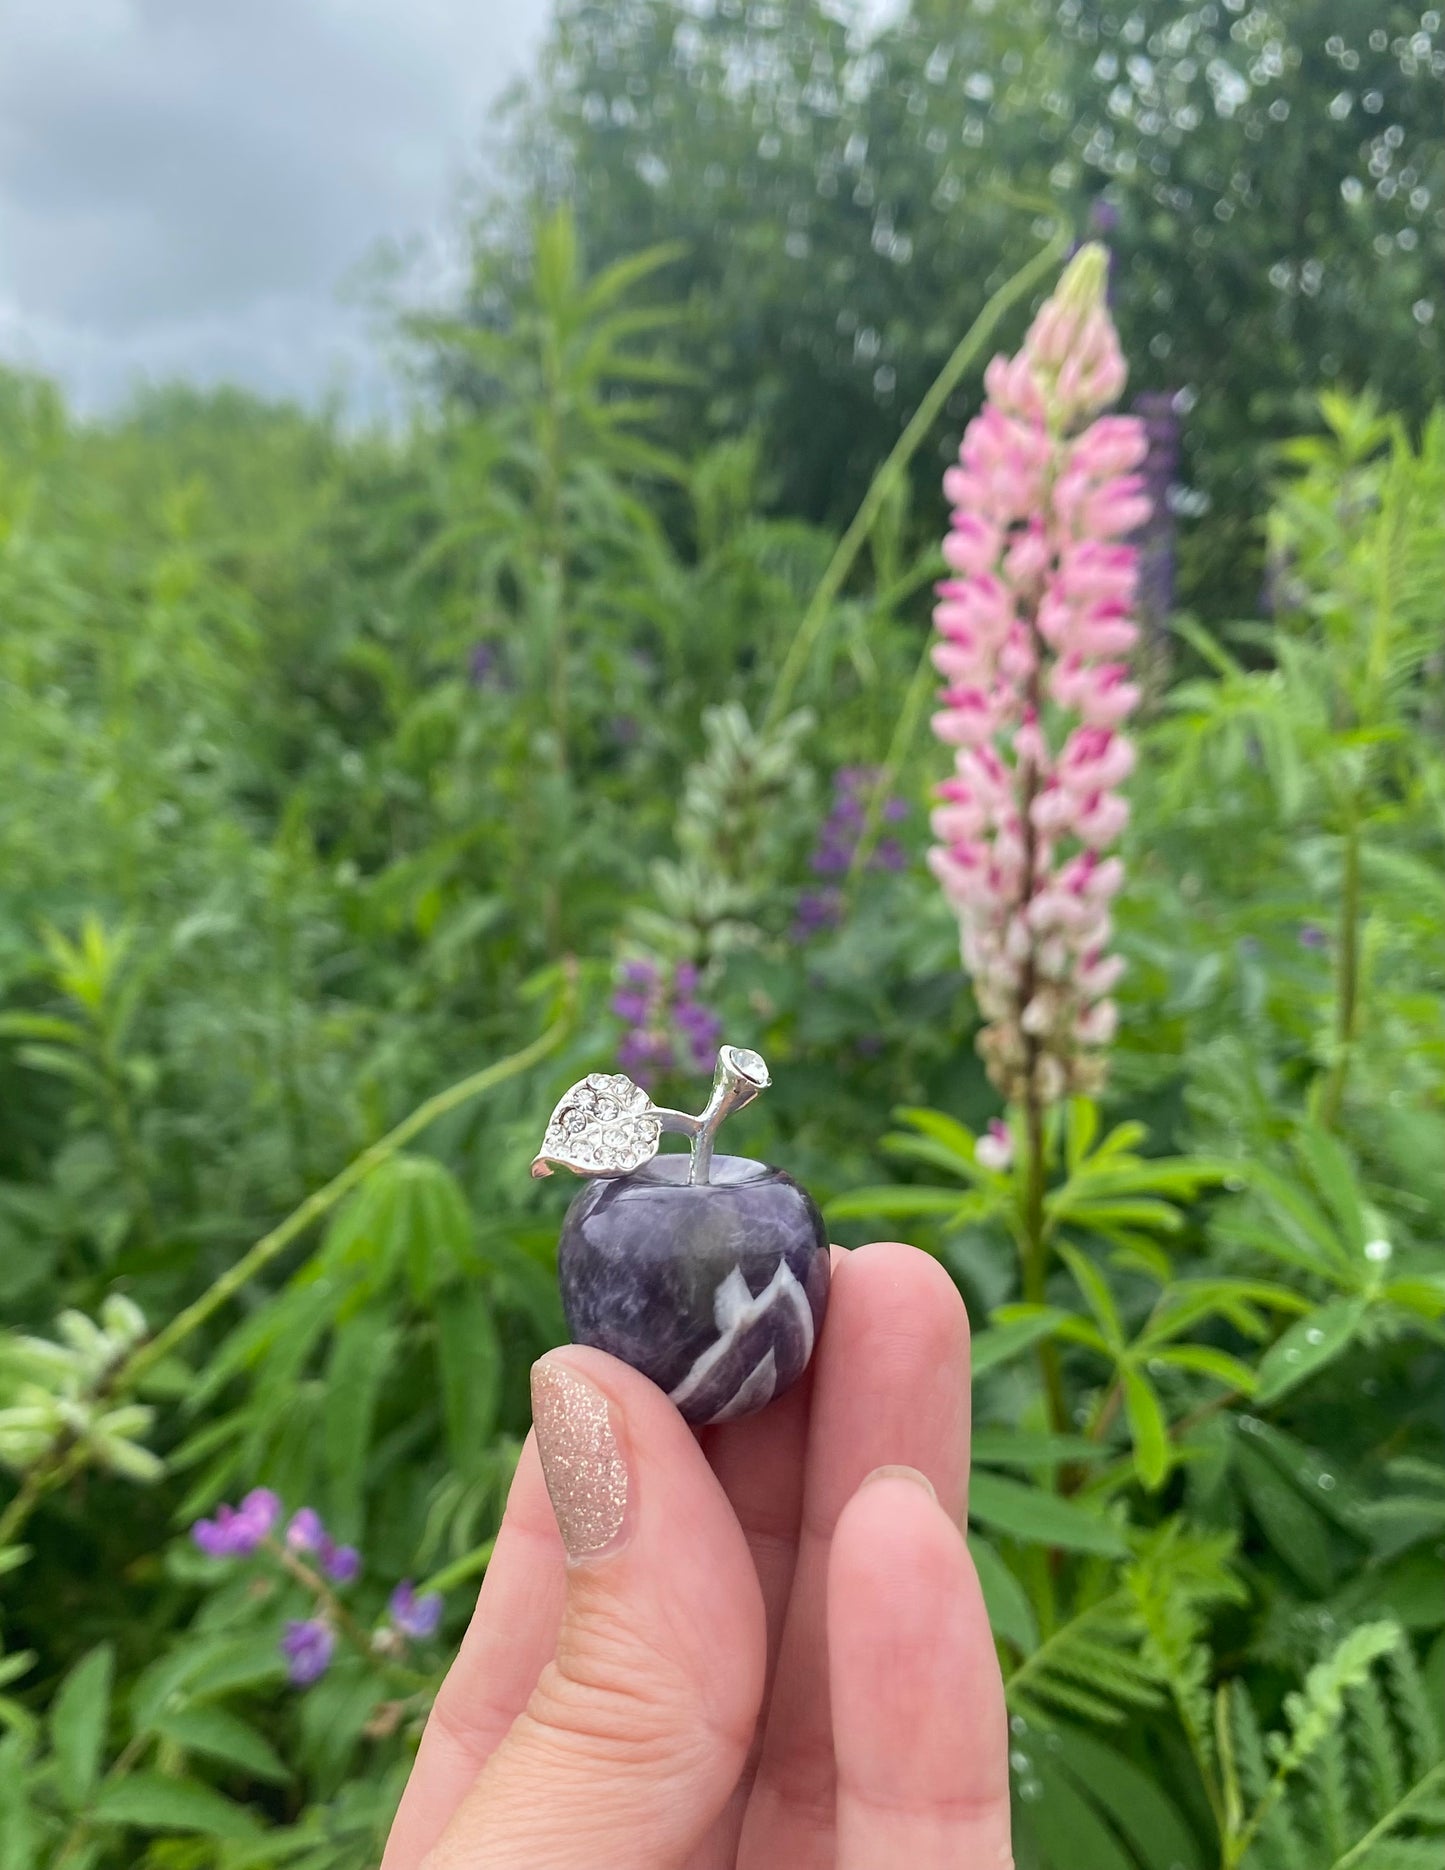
[1298,923,1328,951]
[191,1516,235,1559]
[321,1540,361,1585]
[281,1618,335,1687]
[388,1580,444,1641]
[791,889,842,941]
[191,1488,280,1559]
[286,1507,324,1554]
[468,643,498,688]
[618,1027,675,1080]
[612,957,721,1087]
[803,768,910,892]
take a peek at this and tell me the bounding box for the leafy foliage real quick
[2,8,1444,1862]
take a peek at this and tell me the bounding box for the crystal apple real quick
[532,1046,830,1425]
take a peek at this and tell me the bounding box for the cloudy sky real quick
[0,0,553,415]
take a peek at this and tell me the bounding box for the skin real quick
[381,1241,1012,1870]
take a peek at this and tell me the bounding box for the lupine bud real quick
[928,244,1145,1105]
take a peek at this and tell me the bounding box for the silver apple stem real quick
[685,1045,771,1186]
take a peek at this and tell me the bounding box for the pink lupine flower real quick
[928,244,1146,1105]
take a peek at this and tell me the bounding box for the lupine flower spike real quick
[928,244,1147,1104]
[612,958,723,1083]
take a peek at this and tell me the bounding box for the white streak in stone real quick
[709,1348,779,1424]
[667,1259,814,1419]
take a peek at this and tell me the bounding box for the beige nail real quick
[861,1463,938,1501]
[531,1359,630,1560]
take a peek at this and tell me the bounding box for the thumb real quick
[421,1348,765,1870]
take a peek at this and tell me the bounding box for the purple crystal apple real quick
[532,1046,830,1425]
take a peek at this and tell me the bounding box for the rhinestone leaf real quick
[531,1072,660,1179]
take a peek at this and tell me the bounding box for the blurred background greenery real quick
[1,3,1443,1866]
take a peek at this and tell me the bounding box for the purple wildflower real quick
[388,1580,444,1641]
[791,888,843,941]
[612,957,723,1085]
[468,643,498,688]
[280,1618,335,1687]
[286,1507,324,1553]
[795,769,910,935]
[191,1488,281,1559]
[1298,923,1328,951]
[320,1540,361,1585]
[617,1027,675,1080]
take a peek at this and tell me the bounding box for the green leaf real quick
[967,1533,1038,1652]
[152,1706,290,1785]
[970,1429,1106,1468]
[1292,1124,1368,1254]
[50,1643,112,1808]
[1150,1345,1260,1393]
[1058,1243,1125,1348]
[1021,1753,1139,1870]
[892,1105,978,1166]
[971,1308,1069,1377]
[1275,1622,1401,1778]
[1236,1441,1336,1592]
[132,1637,286,1732]
[1053,1725,1204,1870]
[436,1282,502,1478]
[1122,1367,1171,1491]
[968,1472,1127,1556]
[824,1184,981,1222]
[1065,1098,1100,1173]
[323,1306,399,1532]
[1255,1297,1369,1404]
[90,1772,258,1840]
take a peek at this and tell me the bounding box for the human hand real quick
[381,1241,1011,1869]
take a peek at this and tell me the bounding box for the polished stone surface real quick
[558,1153,830,1426]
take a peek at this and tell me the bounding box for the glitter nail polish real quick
[530,1360,630,1560]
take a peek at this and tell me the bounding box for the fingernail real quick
[531,1358,631,1561]
[861,1464,937,1501]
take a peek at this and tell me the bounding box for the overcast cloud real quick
[0,0,552,415]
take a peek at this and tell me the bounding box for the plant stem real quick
[0,980,575,1553]
[1318,814,1361,1130]
[763,228,1070,729]
[1022,1098,1069,1436]
[129,980,573,1385]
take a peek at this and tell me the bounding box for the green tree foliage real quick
[498,0,1444,612]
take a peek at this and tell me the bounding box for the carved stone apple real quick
[532,1047,830,1425]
